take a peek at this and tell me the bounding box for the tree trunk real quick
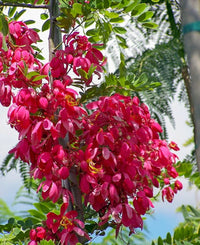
[48,1,85,242]
[181,0,200,171]
[48,0,62,60]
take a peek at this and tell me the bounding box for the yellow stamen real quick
[87,159,102,174]
[60,216,73,229]
[65,95,79,106]
[94,111,100,120]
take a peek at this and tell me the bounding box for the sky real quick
[0,5,198,244]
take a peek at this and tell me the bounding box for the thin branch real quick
[0,1,48,9]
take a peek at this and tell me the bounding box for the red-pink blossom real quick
[28,226,46,245]
[46,203,90,244]
[9,21,40,51]
[162,186,174,202]
[75,94,181,234]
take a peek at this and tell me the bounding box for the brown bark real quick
[48,0,62,63]
[48,1,85,242]
[181,0,200,171]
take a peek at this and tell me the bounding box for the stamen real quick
[60,216,73,229]
[65,95,78,106]
[87,159,102,174]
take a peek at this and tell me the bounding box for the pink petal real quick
[43,118,53,130]
[109,183,119,203]
[125,203,133,219]
[73,227,85,236]
[39,97,48,109]
[49,182,59,202]
[102,147,110,160]
[62,119,74,134]
[112,173,121,182]
[96,129,104,145]
[58,166,69,179]
[42,180,51,192]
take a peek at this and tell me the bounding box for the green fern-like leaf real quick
[0,153,18,175]
[1,153,33,192]
[19,161,33,192]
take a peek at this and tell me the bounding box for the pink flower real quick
[73,57,91,76]
[28,226,46,245]
[46,203,90,244]
[162,186,174,202]
[50,56,66,78]
[0,80,12,106]
[9,21,40,51]
[8,104,31,137]
[169,141,180,151]
[175,180,183,190]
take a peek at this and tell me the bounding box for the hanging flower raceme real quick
[76,94,182,235]
[0,21,46,107]
[8,79,87,204]
[50,32,106,85]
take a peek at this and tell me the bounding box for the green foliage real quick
[176,161,200,189]
[1,153,18,175]
[42,18,50,31]
[0,199,17,224]
[40,12,48,20]
[57,0,157,48]
[0,153,34,192]
[106,0,184,139]
[0,187,59,244]
[0,186,38,226]
[80,71,161,104]
[12,186,38,210]
[152,205,200,245]
[0,13,8,36]
[1,0,42,3]
[183,136,194,147]
[39,240,55,245]
[125,39,183,136]
[0,216,33,244]
[13,9,26,20]
[93,226,146,245]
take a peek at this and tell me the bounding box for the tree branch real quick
[0,1,48,8]
[48,1,85,242]
[181,0,200,171]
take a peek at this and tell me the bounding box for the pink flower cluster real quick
[0,20,182,244]
[50,32,106,85]
[0,21,47,106]
[75,94,182,234]
[0,22,106,107]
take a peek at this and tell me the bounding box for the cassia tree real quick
[0,0,183,244]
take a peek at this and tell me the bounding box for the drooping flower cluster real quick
[50,32,106,85]
[0,21,46,106]
[0,20,182,244]
[75,94,181,234]
[8,79,86,203]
